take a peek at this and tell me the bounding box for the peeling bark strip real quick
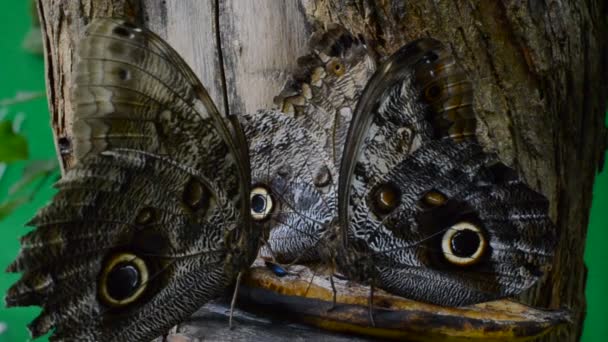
[37,0,607,341]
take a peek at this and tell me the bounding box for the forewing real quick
[338,39,555,305]
[275,24,377,170]
[6,18,254,341]
[240,110,335,263]
[366,140,554,305]
[338,38,470,235]
[242,25,376,264]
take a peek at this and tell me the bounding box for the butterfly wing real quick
[337,39,555,305]
[249,26,375,263]
[372,142,555,305]
[240,110,335,263]
[275,24,377,171]
[6,18,255,341]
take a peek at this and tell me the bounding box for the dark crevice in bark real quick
[578,22,591,161]
[214,0,230,117]
[36,0,63,172]
[36,0,54,124]
[78,1,89,25]
[469,10,519,167]
[35,1,608,340]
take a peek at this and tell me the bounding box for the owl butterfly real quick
[262,26,555,306]
[5,18,257,341]
[243,25,376,264]
[336,39,556,306]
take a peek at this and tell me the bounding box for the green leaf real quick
[0,159,58,222]
[10,158,59,195]
[0,120,28,162]
[22,27,44,55]
[0,196,28,221]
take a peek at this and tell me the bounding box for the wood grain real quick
[36,0,608,341]
[299,2,608,341]
[218,0,310,115]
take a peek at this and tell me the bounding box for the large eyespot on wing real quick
[367,140,556,306]
[7,152,237,341]
[240,110,336,264]
[6,18,255,341]
[338,38,444,245]
[250,185,274,221]
[337,37,555,307]
[338,39,476,240]
[98,252,150,307]
[440,222,487,266]
[336,39,453,285]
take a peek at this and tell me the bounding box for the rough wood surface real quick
[151,301,372,342]
[37,0,310,170]
[37,0,608,341]
[296,2,608,341]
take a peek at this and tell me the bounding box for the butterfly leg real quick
[368,281,376,327]
[229,272,244,329]
[327,274,338,312]
[303,267,319,297]
[260,237,279,263]
[160,325,179,342]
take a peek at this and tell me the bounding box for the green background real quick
[0,1,606,341]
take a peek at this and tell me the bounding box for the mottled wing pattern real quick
[373,141,555,305]
[245,26,376,264]
[338,39,465,235]
[240,110,335,263]
[275,24,377,171]
[337,39,555,305]
[6,18,255,342]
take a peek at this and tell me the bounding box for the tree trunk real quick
[37,0,608,341]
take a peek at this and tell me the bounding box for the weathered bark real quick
[37,0,309,170]
[37,0,608,341]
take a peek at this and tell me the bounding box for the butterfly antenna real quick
[229,271,244,329]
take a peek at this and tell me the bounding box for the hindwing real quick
[250,26,376,264]
[240,110,335,263]
[337,39,556,306]
[6,18,255,342]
